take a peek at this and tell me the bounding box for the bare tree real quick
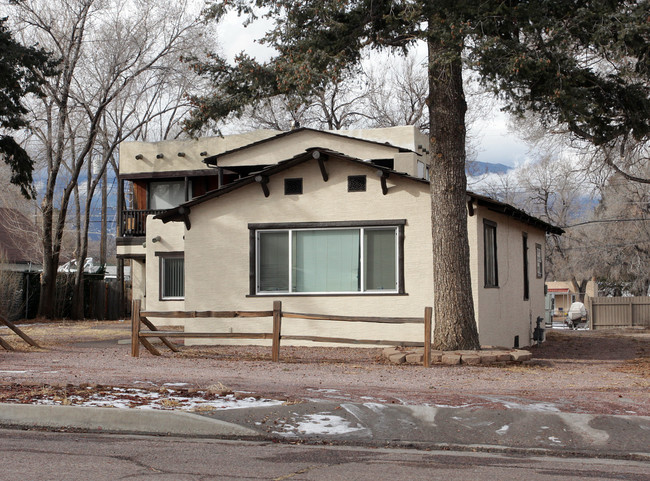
[363,55,428,131]
[9,0,204,318]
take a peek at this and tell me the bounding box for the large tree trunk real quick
[38,199,57,318]
[428,38,481,351]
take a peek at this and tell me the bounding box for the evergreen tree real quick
[0,17,56,198]
[187,0,649,350]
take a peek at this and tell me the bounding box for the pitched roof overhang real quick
[156,148,564,236]
[202,127,415,166]
[467,192,565,235]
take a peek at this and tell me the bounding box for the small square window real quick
[348,175,366,192]
[284,178,303,195]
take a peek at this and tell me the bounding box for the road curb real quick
[0,403,261,438]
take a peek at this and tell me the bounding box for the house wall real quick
[182,158,434,345]
[143,218,186,326]
[126,155,552,348]
[474,208,547,348]
[131,259,146,309]
[335,126,430,155]
[118,127,429,177]
[136,156,551,348]
[119,130,280,176]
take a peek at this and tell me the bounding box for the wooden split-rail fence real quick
[0,314,41,351]
[131,300,434,366]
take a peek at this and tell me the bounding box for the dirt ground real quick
[0,320,648,416]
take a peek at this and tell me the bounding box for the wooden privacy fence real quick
[588,296,650,329]
[131,300,434,366]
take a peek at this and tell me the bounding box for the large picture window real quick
[484,220,498,288]
[158,252,184,300]
[252,221,404,295]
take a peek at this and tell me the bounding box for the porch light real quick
[151,236,161,243]
[156,153,164,159]
[200,151,208,156]
[135,154,143,160]
[178,152,185,157]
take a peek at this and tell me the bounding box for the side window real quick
[536,244,543,278]
[158,252,184,300]
[523,233,529,300]
[484,220,498,288]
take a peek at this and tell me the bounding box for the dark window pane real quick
[162,257,184,298]
[284,178,303,195]
[348,175,366,192]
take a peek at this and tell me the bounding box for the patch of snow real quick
[19,387,283,412]
[482,396,561,413]
[500,401,561,412]
[496,425,509,435]
[275,412,367,437]
[0,370,28,374]
[362,402,386,413]
[548,436,563,444]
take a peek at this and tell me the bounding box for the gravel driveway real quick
[1,320,648,416]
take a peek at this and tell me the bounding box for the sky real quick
[217,10,532,168]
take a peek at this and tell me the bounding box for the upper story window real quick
[484,220,498,288]
[417,161,430,180]
[149,180,190,210]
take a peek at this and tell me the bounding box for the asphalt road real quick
[2,429,649,481]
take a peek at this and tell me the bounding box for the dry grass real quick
[2,320,129,350]
[613,357,650,378]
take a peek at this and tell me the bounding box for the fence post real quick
[272,301,282,362]
[423,307,432,367]
[131,299,141,358]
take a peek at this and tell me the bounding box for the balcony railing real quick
[121,209,167,237]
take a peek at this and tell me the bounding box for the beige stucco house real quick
[117,126,562,349]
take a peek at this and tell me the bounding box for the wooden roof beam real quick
[255,175,270,197]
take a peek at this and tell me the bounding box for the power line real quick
[563,218,650,228]
[556,240,650,250]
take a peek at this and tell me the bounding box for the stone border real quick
[382,347,532,366]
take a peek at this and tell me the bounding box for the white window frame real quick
[252,222,403,296]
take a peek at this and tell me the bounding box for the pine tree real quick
[0,17,56,198]
[187,0,649,350]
